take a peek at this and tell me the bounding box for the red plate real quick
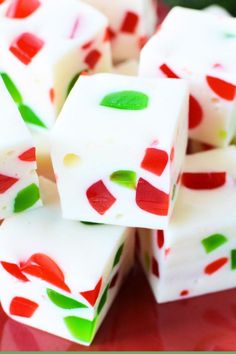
[1,263,236,351]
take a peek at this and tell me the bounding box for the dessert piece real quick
[0,178,134,346]
[0,76,41,219]
[82,0,158,62]
[204,5,230,17]
[0,0,111,129]
[113,60,139,76]
[51,73,189,229]
[139,7,236,147]
[138,147,236,303]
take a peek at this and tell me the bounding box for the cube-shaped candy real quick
[0,178,134,346]
[0,77,41,219]
[82,0,158,62]
[0,0,111,129]
[51,73,189,229]
[138,147,236,303]
[139,7,236,148]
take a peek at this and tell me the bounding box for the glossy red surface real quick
[1,262,236,351]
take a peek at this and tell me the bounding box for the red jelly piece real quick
[109,272,119,289]
[81,40,93,50]
[21,253,70,292]
[159,64,203,129]
[157,230,164,249]
[139,36,148,49]
[0,174,19,194]
[10,297,38,318]
[6,0,41,19]
[189,95,203,129]
[84,50,101,70]
[152,257,159,277]
[1,261,29,282]
[121,11,139,33]
[136,178,169,216]
[170,147,175,162]
[204,257,228,275]
[80,277,102,306]
[181,172,226,190]
[206,76,236,101]
[18,147,36,162]
[141,148,169,176]
[180,290,189,297]
[103,27,116,42]
[10,32,44,65]
[49,88,55,103]
[86,180,116,215]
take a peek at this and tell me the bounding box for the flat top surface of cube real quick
[0,77,32,150]
[143,7,236,81]
[54,74,188,148]
[170,146,236,238]
[0,177,128,292]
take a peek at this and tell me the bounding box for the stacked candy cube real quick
[0,0,236,348]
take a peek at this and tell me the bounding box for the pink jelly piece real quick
[49,88,55,103]
[121,11,139,33]
[80,277,102,306]
[206,76,236,101]
[1,261,29,282]
[84,50,101,70]
[139,36,148,49]
[141,148,169,176]
[181,172,226,190]
[6,0,41,19]
[86,180,116,215]
[18,148,36,162]
[170,147,175,162]
[10,33,44,65]
[10,297,39,318]
[152,257,159,277]
[20,253,70,292]
[0,174,19,194]
[157,230,164,249]
[136,178,169,216]
[204,257,228,275]
[104,27,116,42]
[159,64,203,129]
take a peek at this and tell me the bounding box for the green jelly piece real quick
[171,184,177,201]
[18,104,46,128]
[67,71,87,97]
[113,243,124,268]
[100,91,149,110]
[201,234,228,253]
[224,32,236,38]
[0,72,23,104]
[14,183,40,213]
[97,285,109,315]
[231,250,236,270]
[47,288,87,309]
[144,252,150,272]
[64,316,97,343]
[80,221,104,226]
[110,170,137,189]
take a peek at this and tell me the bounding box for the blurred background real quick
[163,0,236,15]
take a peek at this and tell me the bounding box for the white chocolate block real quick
[0,77,41,219]
[139,7,236,148]
[138,147,236,303]
[0,178,134,346]
[51,73,189,229]
[113,60,139,76]
[0,0,111,129]
[81,0,158,62]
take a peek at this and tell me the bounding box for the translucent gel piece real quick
[1,261,29,282]
[201,234,228,253]
[86,180,116,215]
[14,183,40,213]
[113,243,124,268]
[141,148,169,176]
[206,76,236,101]
[80,277,102,307]
[47,289,87,309]
[100,91,149,110]
[231,250,236,270]
[0,72,23,104]
[181,172,226,190]
[18,104,46,128]
[97,285,109,315]
[110,170,137,189]
[64,316,97,343]
[0,174,19,194]
[10,296,39,318]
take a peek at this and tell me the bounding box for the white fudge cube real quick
[0,0,111,129]
[51,73,189,229]
[82,0,158,63]
[138,147,236,303]
[0,178,134,346]
[139,7,236,148]
[0,77,41,219]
